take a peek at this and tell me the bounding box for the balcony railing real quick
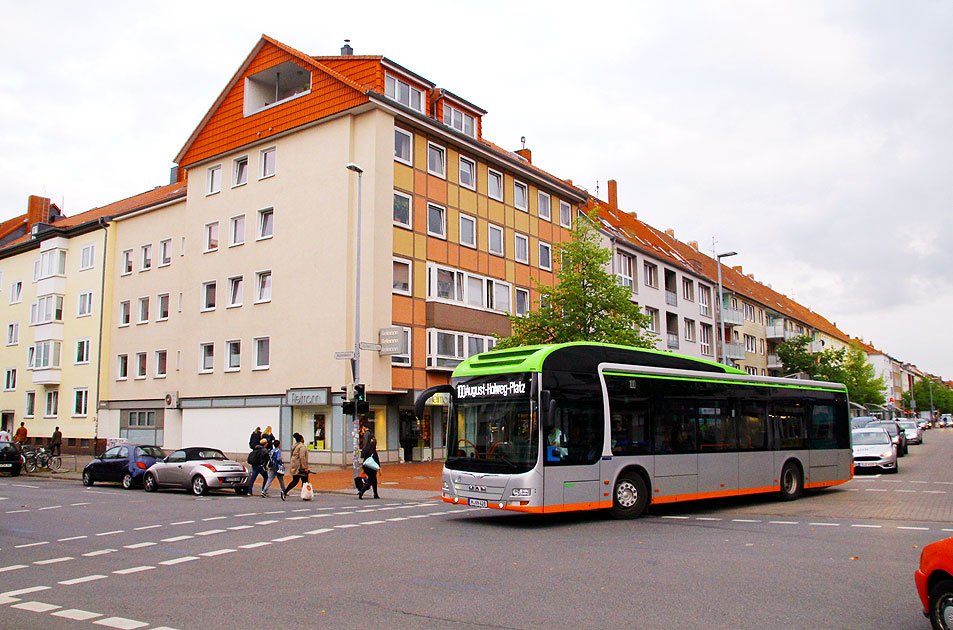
[723,342,746,360]
[767,354,782,369]
[665,290,678,306]
[719,307,744,327]
[667,333,679,350]
[766,324,799,340]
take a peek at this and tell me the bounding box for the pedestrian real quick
[262,425,275,448]
[358,426,380,500]
[282,432,310,500]
[50,426,62,456]
[249,426,262,450]
[261,438,287,499]
[246,439,269,495]
[0,427,10,442]
[13,422,27,444]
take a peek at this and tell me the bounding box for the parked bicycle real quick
[22,447,63,473]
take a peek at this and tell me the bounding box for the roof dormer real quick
[382,62,433,114]
[243,60,312,116]
[436,90,486,139]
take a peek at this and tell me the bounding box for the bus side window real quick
[547,403,602,466]
[656,399,697,454]
[771,403,806,450]
[808,404,837,449]
[734,402,767,450]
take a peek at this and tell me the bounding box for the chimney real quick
[732,265,743,274]
[747,273,755,280]
[608,179,618,210]
[341,39,353,56]
[688,240,699,251]
[664,228,675,238]
[515,148,532,163]
[27,195,51,228]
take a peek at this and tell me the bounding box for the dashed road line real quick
[0,565,27,573]
[11,601,61,613]
[34,557,73,565]
[15,542,48,549]
[82,549,117,557]
[96,530,124,537]
[2,586,51,597]
[161,536,193,543]
[52,608,102,620]
[200,549,236,557]
[272,535,303,542]
[133,525,162,531]
[113,566,155,575]
[239,542,271,549]
[93,616,148,629]
[59,535,87,542]
[59,575,108,586]
[158,556,199,566]
[195,529,227,536]
[124,542,156,549]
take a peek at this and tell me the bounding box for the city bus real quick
[414,342,852,518]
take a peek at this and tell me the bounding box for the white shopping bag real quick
[300,482,314,501]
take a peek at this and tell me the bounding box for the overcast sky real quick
[2,1,950,380]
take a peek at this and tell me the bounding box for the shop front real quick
[286,388,335,464]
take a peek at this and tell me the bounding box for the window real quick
[80,244,95,270]
[138,297,149,324]
[743,303,756,322]
[514,233,529,263]
[226,340,241,371]
[515,288,530,316]
[205,222,219,252]
[393,192,411,228]
[230,215,245,246]
[155,350,167,377]
[121,250,133,275]
[459,214,476,248]
[459,157,476,190]
[119,301,130,326]
[75,339,90,364]
[700,323,713,356]
[140,245,152,271]
[73,388,88,417]
[117,354,128,380]
[254,337,270,369]
[682,278,695,302]
[394,128,412,164]
[539,242,552,271]
[514,181,528,211]
[488,280,511,313]
[28,341,61,370]
[129,411,157,428]
[4,368,15,391]
[426,329,496,369]
[645,307,659,333]
[759,338,765,355]
[443,103,476,137]
[385,74,423,112]
[488,224,504,256]
[538,192,551,221]
[392,259,411,295]
[260,147,276,178]
[427,142,446,178]
[25,391,35,417]
[7,322,18,346]
[392,328,411,366]
[157,293,170,321]
[615,251,635,291]
[30,295,64,325]
[233,156,248,186]
[35,249,66,280]
[699,286,712,317]
[744,334,757,353]
[745,366,758,376]
[488,169,503,201]
[258,208,274,240]
[427,264,514,313]
[559,201,572,228]
[77,290,93,317]
[202,281,216,311]
[643,262,658,288]
[256,271,272,303]
[200,343,214,373]
[9,281,22,304]
[228,276,243,307]
[135,352,147,378]
[45,390,58,417]
[427,203,446,238]
[207,165,222,194]
[684,319,696,342]
[159,239,172,266]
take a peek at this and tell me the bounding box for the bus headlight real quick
[511,488,531,497]
[443,480,451,491]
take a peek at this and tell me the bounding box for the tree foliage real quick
[496,212,655,350]
[776,336,886,405]
[902,378,953,415]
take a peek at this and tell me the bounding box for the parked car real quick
[899,420,924,445]
[83,444,166,489]
[919,419,933,430]
[915,535,953,629]
[851,427,898,474]
[142,447,248,496]
[0,440,24,476]
[851,416,876,430]
[866,420,907,456]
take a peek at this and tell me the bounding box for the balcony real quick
[766,324,799,341]
[719,307,744,327]
[31,368,61,385]
[723,342,746,360]
[666,333,679,350]
[665,290,678,306]
[767,354,782,369]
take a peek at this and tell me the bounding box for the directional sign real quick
[379,326,406,355]
[334,351,355,360]
[359,342,381,351]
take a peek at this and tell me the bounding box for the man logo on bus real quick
[457,380,526,399]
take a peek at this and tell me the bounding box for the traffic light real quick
[342,400,355,415]
[354,384,369,414]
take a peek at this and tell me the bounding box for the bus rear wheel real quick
[610,473,648,519]
[779,461,803,501]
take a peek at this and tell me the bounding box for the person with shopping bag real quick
[282,433,311,500]
[357,426,380,500]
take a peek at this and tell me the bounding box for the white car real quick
[851,427,898,474]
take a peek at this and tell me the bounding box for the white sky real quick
[2,1,951,379]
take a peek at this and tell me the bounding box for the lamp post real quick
[345,162,363,480]
[929,377,936,422]
[716,251,738,366]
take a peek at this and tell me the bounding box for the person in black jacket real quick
[358,426,380,500]
[245,440,269,496]
[249,427,262,450]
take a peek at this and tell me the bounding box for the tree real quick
[776,336,885,405]
[496,211,655,349]
[839,345,886,406]
[902,378,953,415]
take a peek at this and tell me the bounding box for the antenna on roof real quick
[595,181,599,198]
[520,136,526,150]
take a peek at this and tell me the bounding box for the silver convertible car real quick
[142,447,249,495]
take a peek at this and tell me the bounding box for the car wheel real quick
[11,465,21,477]
[143,472,158,492]
[235,486,248,496]
[191,475,209,496]
[929,578,953,630]
[121,473,135,489]
[82,470,94,486]
[779,461,803,501]
[609,472,648,519]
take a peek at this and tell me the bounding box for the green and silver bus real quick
[414,342,852,518]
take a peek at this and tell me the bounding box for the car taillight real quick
[136,462,147,469]
[201,463,218,472]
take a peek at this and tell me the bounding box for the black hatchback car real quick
[866,420,908,457]
[82,444,166,489]
[0,441,23,476]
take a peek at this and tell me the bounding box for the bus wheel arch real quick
[609,467,650,519]
[779,459,804,501]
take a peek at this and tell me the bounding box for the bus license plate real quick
[468,499,488,508]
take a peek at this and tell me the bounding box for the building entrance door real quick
[1,412,13,433]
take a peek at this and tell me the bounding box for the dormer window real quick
[385,74,424,112]
[443,103,475,137]
[243,61,311,116]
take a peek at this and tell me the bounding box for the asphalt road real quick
[1,429,951,630]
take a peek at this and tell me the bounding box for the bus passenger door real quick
[652,400,698,498]
[543,401,603,512]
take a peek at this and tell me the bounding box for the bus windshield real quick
[446,375,537,474]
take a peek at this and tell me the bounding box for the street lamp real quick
[345,162,363,481]
[716,251,738,366]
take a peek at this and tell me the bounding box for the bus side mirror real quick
[414,384,455,421]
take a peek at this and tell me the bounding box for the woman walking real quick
[358,426,380,500]
[261,438,287,500]
[282,433,310,500]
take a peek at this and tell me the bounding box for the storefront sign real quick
[287,388,329,406]
[379,327,406,355]
[429,392,451,406]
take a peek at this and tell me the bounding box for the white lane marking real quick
[696,517,722,521]
[272,535,303,542]
[10,483,39,488]
[228,525,255,531]
[661,516,690,520]
[361,520,386,525]
[2,586,51,597]
[864,488,888,492]
[309,514,331,518]
[158,557,199,566]
[732,519,761,523]
[82,549,117,557]
[355,509,376,513]
[114,566,155,575]
[200,549,236,557]
[52,609,103,620]
[0,596,20,605]
[255,520,279,525]
[897,526,930,531]
[0,564,27,573]
[6,509,29,513]
[15,542,48,549]
[234,512,258,517]
[59,535,88,542]
[935,481,953,485]
[264,510,285,515]
[202,516,228,521]
[895,490,917,493]
[170,520,194,525]
[809,522,840,527]
[38,505,62,511]
[161,536,194,542]
[34,557,74,565]
[93,616,149,629]
[408,515,429,519]
[195,529,227,536]
[305,528,333,535]
[910,481,929,484]
[239,542,271,549]
[334,524,360,529]
[124,542,157,549]
[59,575,108,586]
[386,517,409,522]
[769,521,798,525]
[133,525,162,531]
[11,601,61,613]
[332,511,354,515]
[291,508,310,512]
[70,502,92,506]
[924,490,947,494]
[851,524,882,529]
[96,530,124,536]
[285,516,310,521]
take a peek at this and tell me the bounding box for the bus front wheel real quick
[779,461,803,501]
[610,473,648,519]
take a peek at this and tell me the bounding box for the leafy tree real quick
[776,336,885,405]
[496,211,655,349]
[839,345,886,406]
[902,378,953,415]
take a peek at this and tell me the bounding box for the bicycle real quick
[22,447,60,473]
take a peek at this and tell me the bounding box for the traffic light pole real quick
[346,164,364,483]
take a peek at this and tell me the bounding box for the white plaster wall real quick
[181,407,280,453]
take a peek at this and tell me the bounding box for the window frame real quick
[257,207,274,241]
[260,147,276,179]
[539,242,553,271]
[391,327,412,366]
[44,390,58,417]
[207,164,222,195]
[119,301,131,327]
[537,191,551,221]
[514,233,529,264]
[73,388,88,417]
[137,296,149,324]
[487,169,503,201]
[204,222,219,253]
[135,352,147,379]
[255,270,272,304]
[426,203,446,239]
[394,128,413,165]
[156,293,170,322]
[7,322,18,346]
[233,155,249,187]
[140,244,152,271]
[227,276,243,308]
[121,250,133,276]
[427,142,446,178]
[3,368,15,391]
[155,349,168,378]
[384,74,424,112]
[201,281,216,312]
[159,239,172,266]
[393,191,412,229]
[559,200,572,228]
[9,281,22,304]
[75,338,90,365]
[229,215,246,247]
[117,354,129,380]
[254,337,270,370]
[458,156,476,190]
[643,262,659,289]
[77,290,93,318]
[80,244,95,271]
[199,342,214,374]
[226,339,241,372]
[487,224,504,257]
[514,181,528,211]
[392,258,412,296]
[459,214,476,248]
